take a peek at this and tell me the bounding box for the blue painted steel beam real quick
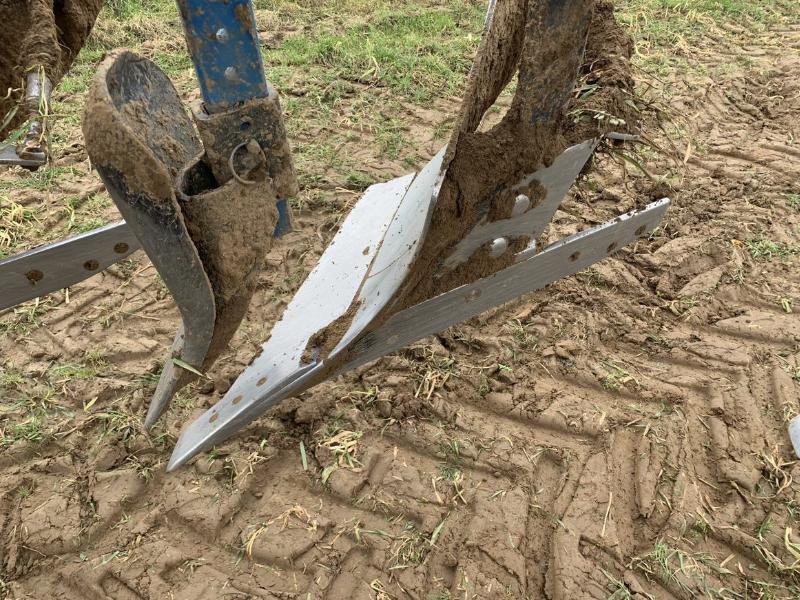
[176,0,269,112]
[176,0,291,237]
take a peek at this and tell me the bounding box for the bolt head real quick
[489,237,509,258]
[224,66,239,82]
[215,28,230,43]
[512,194,530,217]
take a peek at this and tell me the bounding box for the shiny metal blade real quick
[168,198,670,470]
[0,221,139,311]
[198,171,416,409]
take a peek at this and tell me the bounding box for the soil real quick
[0,0,102,137]
[2,4,800,600]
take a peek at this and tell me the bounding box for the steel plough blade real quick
[0,222,140,311]
[167,137,670,470]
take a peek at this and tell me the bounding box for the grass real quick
[757,516,775,541]
[63,193,112,234]
[0,166,106,256]
[0,297,56,337]
[746,238,797,262]
[631,539,717,593]
[316,420,364,484]
[620,0,799,49]
[603,569,634,599]
[0,166,78,193]
[0,412,46,447]
[267,4,481,103]
[0,197,38,257]
[389,520,430,569]
[618,0,800,80]
[602,361,638,391]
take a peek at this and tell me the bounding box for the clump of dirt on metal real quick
[565,0,638,144]
[178,150,279,368]
[398,0,637,310]
[0,0,102,137]
[395,0,607,309]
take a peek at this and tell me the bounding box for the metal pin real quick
[489,237,508,258]
[216,28,230,43]
[512,194,530,217]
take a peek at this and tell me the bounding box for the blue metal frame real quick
[176,0,292,237]
[176,0,269,112]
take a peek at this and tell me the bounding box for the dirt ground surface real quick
[2,1,800,599]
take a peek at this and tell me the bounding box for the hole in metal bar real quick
[26,269,43,283]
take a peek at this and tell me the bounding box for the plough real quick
[0,0,669,470]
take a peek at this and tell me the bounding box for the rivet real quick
[256,377,267,386]
[569,251,581,262]
[209,412,219,423]
[215,28,230,43]
[489,237,508,258]
[512,194,530,217]
[114,242,129,254]
[224,66,239,82]
[231,395,242,405]
[84,259,99,271]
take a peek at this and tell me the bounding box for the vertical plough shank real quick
[83,45,297,426]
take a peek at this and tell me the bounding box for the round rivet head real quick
[224,66,239,82]
[489,237,509,258]
[512,194,530,217]
[215,28,230,43]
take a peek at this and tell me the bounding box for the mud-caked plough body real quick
[0,0,670,470]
